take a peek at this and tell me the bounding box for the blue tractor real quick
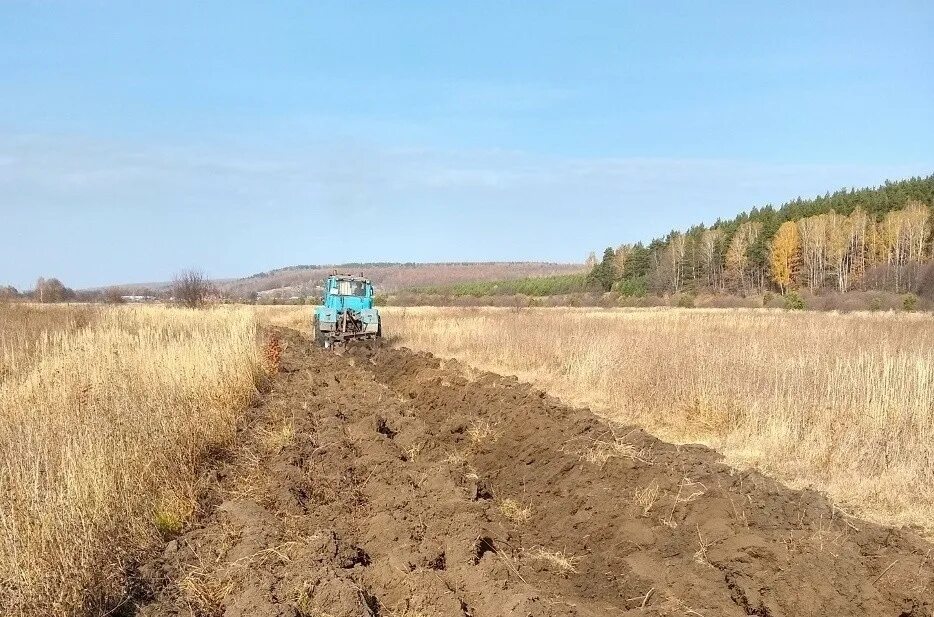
[313,273,381,348]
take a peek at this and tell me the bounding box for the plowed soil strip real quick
[133,329,934,617]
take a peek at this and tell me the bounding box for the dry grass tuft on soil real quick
[579,432,650,467]
[499,498,533,525]
[631,480,661,518]
[525,547,583,574]
[466,419,497,446]
[0,304,264,616]
[379,306,934,531]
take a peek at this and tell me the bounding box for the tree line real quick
[0,270,216,308]
[588,174,934,297]
[0,278,80,303]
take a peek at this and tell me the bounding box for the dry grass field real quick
[372,306,934,530]
[251,304,313,332]
[0,304,265,616]
[6,302,931,614]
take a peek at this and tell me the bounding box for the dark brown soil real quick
[132,328,934,617]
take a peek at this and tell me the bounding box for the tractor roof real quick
[329,273,370,283]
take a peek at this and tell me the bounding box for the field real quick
[259,304,934,528]
[134,325,934,616]
[4,303,934,615]
[0,304,265,616]
[380,307,934,529]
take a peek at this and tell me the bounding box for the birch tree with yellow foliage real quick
[770,221,801,294]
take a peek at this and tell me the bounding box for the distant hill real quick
[241,262,586,299]
[117,262,586,299]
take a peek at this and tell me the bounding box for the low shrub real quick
[617,276,648,298]
[676,293,696,309]
[784,291,805,310]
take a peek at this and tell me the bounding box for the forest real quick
[587,175,934,298]
[408,273,588,297]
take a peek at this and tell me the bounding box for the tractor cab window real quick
[336,280,367,296]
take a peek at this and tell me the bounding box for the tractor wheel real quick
[313,317,324,347]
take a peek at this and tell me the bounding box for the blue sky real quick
[1,1,932,288]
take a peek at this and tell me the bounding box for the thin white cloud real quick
[1,131,930,239]
[2,131,931,289]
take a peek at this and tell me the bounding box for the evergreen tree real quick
[623,243,651,279]
[586,247,617,291]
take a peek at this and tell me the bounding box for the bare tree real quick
[798,214,828,291]
[825,211,851,292]
[172,269,212,308]
[34,277,73,303]
[847,208,869,290]
[103,287,127,304]
[699,228,724,289]
[725,221,762,291]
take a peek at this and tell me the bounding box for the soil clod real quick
[375,416,397,439]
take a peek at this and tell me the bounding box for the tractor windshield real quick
[336,279,367,296]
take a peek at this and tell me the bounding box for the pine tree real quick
[624,244,651,279]
[586,247,617,291]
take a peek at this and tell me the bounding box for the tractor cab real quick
[323,275,374,312]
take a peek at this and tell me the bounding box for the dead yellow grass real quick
[580,433,649,467]
[631,480,661,517]
[379,306,934,530]
[250,304,312,332]
[499,498,533,525]
[466,419,497,445]
[0,303,97,377]
[0,304,263,616]
[525,546,583,574]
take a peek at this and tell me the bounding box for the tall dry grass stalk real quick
[380,306,934,530]
[0,304,97,378]
[250,304,312,332]
[0,305,263,616]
